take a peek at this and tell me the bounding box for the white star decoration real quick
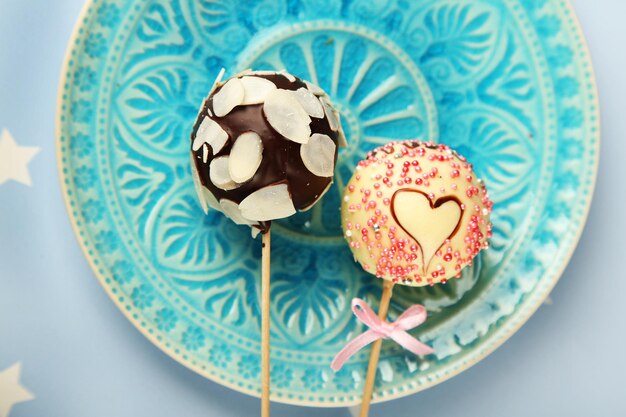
[0,363,34,417]
[0,129,40,186]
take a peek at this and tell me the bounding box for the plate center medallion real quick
[237,21,438,237]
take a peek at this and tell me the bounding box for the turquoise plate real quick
[57,0,599,406]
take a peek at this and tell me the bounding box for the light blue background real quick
[0,1,624,416]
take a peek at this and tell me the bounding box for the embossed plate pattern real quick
[57,0,599,406]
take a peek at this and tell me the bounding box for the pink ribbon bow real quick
[331,298,434,371]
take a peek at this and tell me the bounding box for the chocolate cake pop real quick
[190,69,347,236]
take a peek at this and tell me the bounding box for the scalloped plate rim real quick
[55,0,601,407]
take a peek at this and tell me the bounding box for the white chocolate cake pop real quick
[341,140,493,286]
[190,69,347,236]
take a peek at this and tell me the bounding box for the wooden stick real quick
[359,280,395,417]
[261,231,271,417]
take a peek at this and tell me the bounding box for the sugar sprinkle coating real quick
[341,140,493,287]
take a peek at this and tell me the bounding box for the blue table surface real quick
[1,1,624,416]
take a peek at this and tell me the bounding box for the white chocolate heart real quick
[392,190,462,272]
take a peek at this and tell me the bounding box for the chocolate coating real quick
[190,71,342,234]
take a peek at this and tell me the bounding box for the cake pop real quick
[190,69,345,417]
[334,140,492,417]
[190,69,347,237]
[342,140,492,286]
